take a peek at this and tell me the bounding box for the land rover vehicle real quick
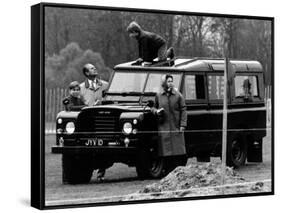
[52,57,266,184]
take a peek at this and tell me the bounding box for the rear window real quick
[234,75,258,97]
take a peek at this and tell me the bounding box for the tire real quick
[135,147,150,179]
[62,154,94,184]
[136,148,170,179]
[149,157,170,178]
[136,149,187,179]
[149,155,187,177]
[226,137,247,168]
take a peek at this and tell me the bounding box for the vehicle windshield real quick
[144,73,181,93]
[108,72,147,93]
[106,71,182,102]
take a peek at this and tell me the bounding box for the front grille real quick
[89,109,122,143]
[76,108,140,147]
[93,115,118,134]
[76,108,123,145]
[92,112,121,145]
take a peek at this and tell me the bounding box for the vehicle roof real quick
[114,57,263,72]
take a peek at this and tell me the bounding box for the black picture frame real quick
[31,2,274,210]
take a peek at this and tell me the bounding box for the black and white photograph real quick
[31,1,273,209]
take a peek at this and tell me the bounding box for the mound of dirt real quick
[122,162,270,201]
[140,162,245,194]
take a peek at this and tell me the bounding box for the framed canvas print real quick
[31,2,274,210]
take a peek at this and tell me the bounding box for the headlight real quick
[65,122,75,134]
[57,118,63,124]
[123,122,132,135]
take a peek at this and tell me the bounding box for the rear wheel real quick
[62,154,94,184]
[226,137,247,168]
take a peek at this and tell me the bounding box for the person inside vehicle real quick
[62,81,86,111]
[126,21,169,66]
[242,78,253,101]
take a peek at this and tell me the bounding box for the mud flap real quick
[247,140,263,162]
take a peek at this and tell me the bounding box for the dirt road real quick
[45,129,272,206]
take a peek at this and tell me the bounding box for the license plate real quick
[85,138,104,146]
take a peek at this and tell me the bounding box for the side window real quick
[208,75,224,100]
[234,75,258,98]
[184,75,205,100]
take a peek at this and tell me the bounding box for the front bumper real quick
[51,145,137,155]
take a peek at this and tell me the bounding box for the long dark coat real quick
[155,88,187,156]
[62,96,86,111]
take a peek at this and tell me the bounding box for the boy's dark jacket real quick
[63,96,86,111]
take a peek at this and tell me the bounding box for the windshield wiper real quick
[120,92,143,96]
[105,91,156,96]
[142,92,157,96]
[105,91,142,96]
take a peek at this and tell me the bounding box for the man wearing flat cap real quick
[79,63,109,106]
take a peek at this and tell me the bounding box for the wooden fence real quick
[44,86,272,133]
[45,88,68,133]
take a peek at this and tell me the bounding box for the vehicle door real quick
[182,72,210,154]
[228,72,266,137]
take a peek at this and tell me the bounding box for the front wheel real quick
[136,147,170,179]
[62,154,94,184]
[226,137,247,168]
[149,157,170,178]
[136,156,170,179]
[148,155,187,178]
[136,148,187,179]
